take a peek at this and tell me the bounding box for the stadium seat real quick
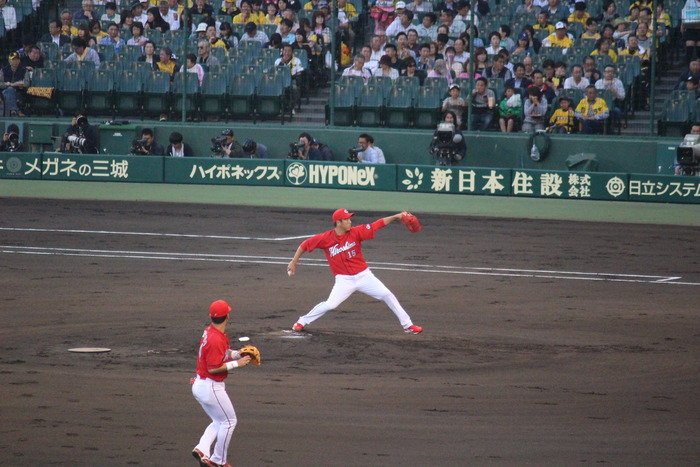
[325,83,356,126]
[384,85,413,127]
[423,77,448,98]
[57,69,86,115]
[85,69,115,116]
[368,76,392,100]
[200,71,229,120]
[143,71,172,118]
[356,84,383,126]
[229,74,257,119]
[97,43,117,62]
[394,75,420,97]
[414,85,442,128]
[26,68,57,115]
[338,75,365,97]
[38,42,60,61]
[114,70,142,116]
[171,74,199,119]
[256,73,289,123]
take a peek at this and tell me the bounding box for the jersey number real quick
[347,250,356,259]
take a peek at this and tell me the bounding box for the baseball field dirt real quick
[1,198,698,465]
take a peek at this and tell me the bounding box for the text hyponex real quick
[329,241,356,257]
[309,165,376,186]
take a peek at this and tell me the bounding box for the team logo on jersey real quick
[286,162,307,185]
[329,241,356,257]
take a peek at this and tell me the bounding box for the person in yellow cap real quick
[0,52,27,117]
[542,21,573,48]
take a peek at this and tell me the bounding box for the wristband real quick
[225,360,238,371]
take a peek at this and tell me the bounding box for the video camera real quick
[429,123,465,166]
[676,134,700,176]
[4,131,20,152]
[347,147,362,162]
[287,142,305,159]
[211,135,228,156]
[130,138,149,155]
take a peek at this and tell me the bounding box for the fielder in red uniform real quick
[191,299,251,467]
[287,208,423,334]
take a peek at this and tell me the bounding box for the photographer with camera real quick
[130,128,164,155]
[0,123,24,152]
[429,110,466,166]
[165,131,194,157]
[241,139,268,158]
[62,114,99,154]
[211,129,244,158]
[674,124,700,176]
[348,133,385,164]
[289,132,323,160]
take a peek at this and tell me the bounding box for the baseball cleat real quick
[292,322,304,332]
[192,448,210,467]
[404,324,423,334]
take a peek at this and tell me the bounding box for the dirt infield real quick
[1,198,698,465]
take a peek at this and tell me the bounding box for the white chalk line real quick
[2,245,698,286]
[0,227,307,241]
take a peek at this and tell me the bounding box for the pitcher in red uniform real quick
[191,299,252,467]
[287,208,423,334]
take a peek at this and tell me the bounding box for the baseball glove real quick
[240,345,261,366]
[401,212,422,233]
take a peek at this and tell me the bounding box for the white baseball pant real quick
[297,268,413,328]
[192,376,237,465]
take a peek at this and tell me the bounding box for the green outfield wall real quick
[7,119,685,175]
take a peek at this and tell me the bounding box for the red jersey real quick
[300,219,386,276]
[195,324,229,382]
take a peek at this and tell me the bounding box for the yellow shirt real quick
[580,31,601,41]
[233,13,262,25]
[533,23,555,34]
[591,48,618,63]
[575,97,609,118]
[549,108,575,131]
[567,12,590,25]
[656,11,671,27]
[63,25,79,37]
[157,60,176,75]
[619,47,649,60]
[544,33,573,48]
[340,3,358,19]
[210,38,228,50]
[263,14,282,25]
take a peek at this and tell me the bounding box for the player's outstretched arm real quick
[287,245,306,276]
[381,212,408,226]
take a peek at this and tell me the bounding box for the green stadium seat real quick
[394,76,420,98]
[171,74,199,119]
[26,68,57,115]
[414,85,442,128]
[229,74,257,118]
[368,76,392,100]
[115,70,142,116]
[424,77,448,98]
[38,42,60,61]
[256,73,288,123]
[384,85,413,128]
[356,84,383,126]
[97,43,117,62]
[200,71,229,120]
[325,83,356,126]
[338,75,365,97]
[143,71,172,118]
[57,69,86,114]
[85,69,115,116]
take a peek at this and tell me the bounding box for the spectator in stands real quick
[157,47,177,80]
[220,22,239,49]
[506,63,532,89]
[600,0,618,25]
[128,22,148,48]
[516,0,540,16]
[498,85,523,132]
[522,87,547,132]
[100,22,126,51]
[361,45,378,73]
[435,32,450,56]
[520,25,541,53]
[159,0,179,30]
[441,9,466,37]
[41,20,71,46]
[568,0,590,25]
[402,57,426,84]
[428,58,453,83]
[542,21,573,48]
[429,41,442,61]
[396,33,415,61]
[544,0,568,21]
[206,25,228,50]
[383,44,406,72]
[499,25,515,51]
[442,83,467,127]
[74,24,95,48]
[343,54,371,83]
[684,76,700,98]
[563,64,589,89]
[455,0,478,26]
[619,34,649,60]
[415,12,438,41]
[101,2,121,24]
[408,0,433,12]
[241,22,269,44]
[132,128,165,155]
[21,46,44,71]
[302,0,321,11]
[278,18,296,43]
[374,55,400,80]
[582,55,601,84]
[131,2,148,25]
[263,3,281,24]
[547,96,574,133]
[676,58,700,89]
[406,29,421,55]
[471,46,488,76]
[485,52,514,80]
[511,32,536,56]
[120,11,134,33]
[470,77,495,130]
[233,0,255,24]
[386,9,414,37]
[265,32,283,49]
[529,69,557,103]
[523,54,535,78]
[191,0,215,21]
[416,44,434,71]
[180,53,205,85]
[581,17,601,40]
[90,19,108,42]
[355,133,386,163]
[145,6,170,32]
[591,37,618,63]
[575,85,608,134]
[60,10,78,37]
[552,61,567,89]
[65,37,101,69]
[0,52,27,117]
[166,132,194,157]
[308,12,330,47]
[613,17,632,45]
[276,43,305,104]
[293,29,313,55]
[486,31,503,55]
[0,0,16,32]
[450,37,467,64]
[595,64,625,125]
[138,41,158,68]
[196,40,220,72]
[533,11,555,35]
[435,0,457,12]
[74,0,96,22]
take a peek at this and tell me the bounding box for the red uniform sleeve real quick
[300,231,329,253]
[205,335,228,372]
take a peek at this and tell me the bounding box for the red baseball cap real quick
[209,299,232,318]
[332,208,354,222]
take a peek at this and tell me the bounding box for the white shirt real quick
[385,19,409,37]
[358,146,385,164]
[563,76,590,90]
[342,65,371,83]
[162,9,180,30]
[370,48,384,62]
[414,24,437,41]
[1,5,17,30]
